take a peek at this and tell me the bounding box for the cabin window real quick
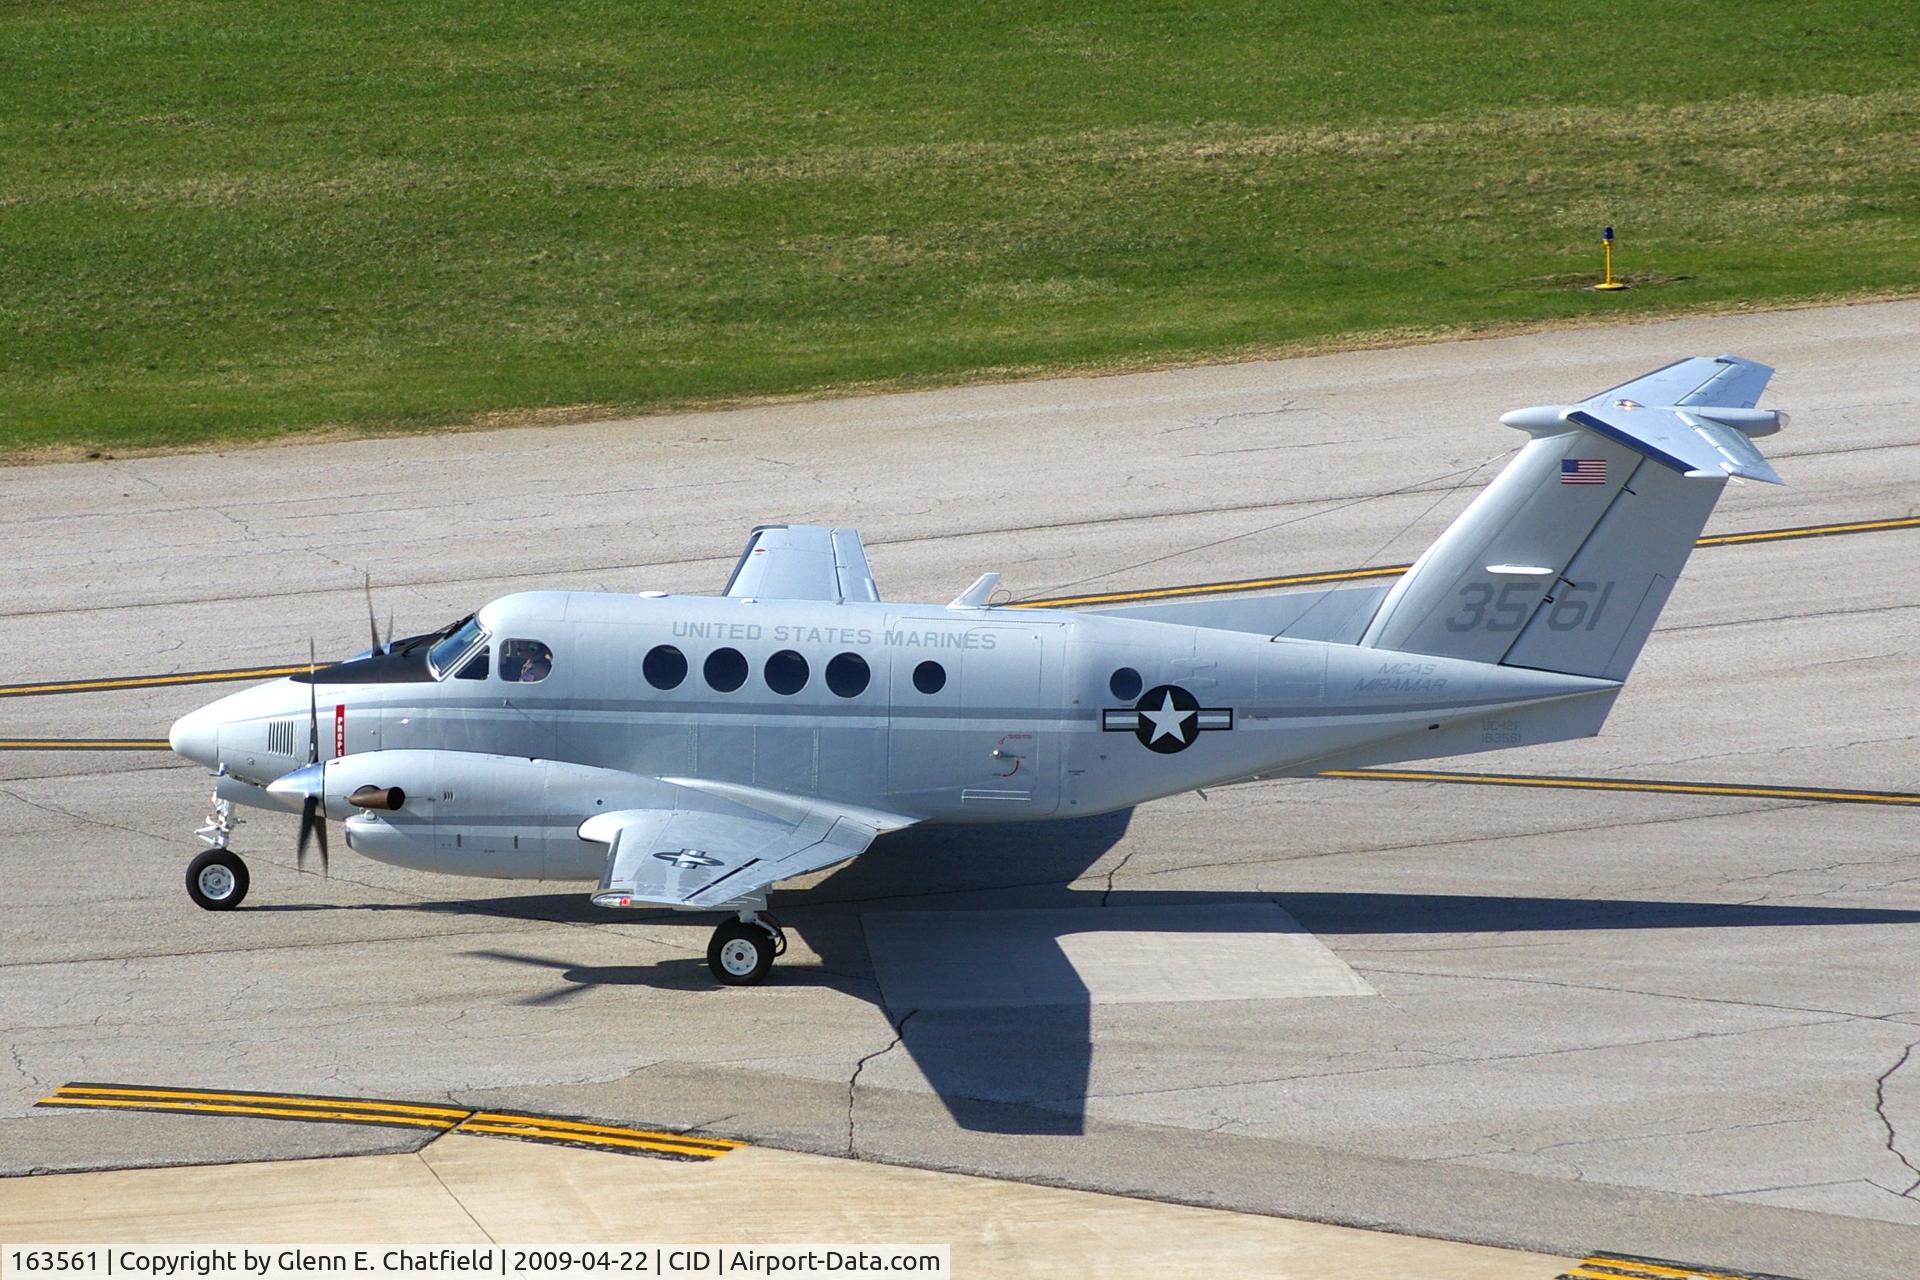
[825,652,870,698]
[704,647,748,692]
[912,660,946,694]
[643,644,687,690]
[765,649,809,695]
[501,639,553,683]
[1109,667,1142,701]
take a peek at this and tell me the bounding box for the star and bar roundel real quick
[1101,684,1233,754]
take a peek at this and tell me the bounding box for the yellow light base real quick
[1592,281,1630,291]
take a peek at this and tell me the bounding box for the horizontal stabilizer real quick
[1087,581,1394,645]
[1564,406,1783,485]
[1598,354,1775,411]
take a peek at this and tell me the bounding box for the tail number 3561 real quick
[1448,580,1616,634]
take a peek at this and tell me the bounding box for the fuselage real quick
[171,590,1614,881]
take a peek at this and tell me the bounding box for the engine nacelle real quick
[315,750,669,880]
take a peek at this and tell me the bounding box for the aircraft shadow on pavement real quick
[441,813,1920,1138]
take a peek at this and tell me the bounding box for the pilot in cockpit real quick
[502,639,552,683]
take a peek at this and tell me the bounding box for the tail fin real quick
[1358,356,1784,681]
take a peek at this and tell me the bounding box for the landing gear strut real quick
[707,910,786,986]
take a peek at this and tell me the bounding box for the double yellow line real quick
[1011,514,1920,611]
[1559,1253,1758,1280]
[36,1083,743,1162]
[1324,769,1920,809]
[0,665,308,699]
[4,516,1913,701]
[2,735,1914,809]
[0,738,169,751]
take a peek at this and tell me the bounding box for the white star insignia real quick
[1138,691,1193,745]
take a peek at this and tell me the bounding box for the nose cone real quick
[168,707,220,768]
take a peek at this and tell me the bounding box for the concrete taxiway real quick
[0,1135,1575,1278]
[3,300,1918,1279]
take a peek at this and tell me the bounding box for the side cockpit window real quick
[455,647,489,680]
[502,639,554,683]
[428,616,487,680]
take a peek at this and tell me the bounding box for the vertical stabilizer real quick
[1359,356,1782,681]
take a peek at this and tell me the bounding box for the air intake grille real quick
[267,718,300,756]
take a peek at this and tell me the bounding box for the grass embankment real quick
[2,2,1915,456]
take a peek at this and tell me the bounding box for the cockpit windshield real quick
[427,617,487,679]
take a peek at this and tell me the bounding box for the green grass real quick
[2,1,1916,455]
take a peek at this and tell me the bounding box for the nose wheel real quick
[186,849,250,911]
[707,913,786,986]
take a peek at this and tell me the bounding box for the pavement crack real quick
[7,1041,37,1092]
[1873,1038,1920,1198]
[415,1142,497,1244]
[845,1008,916,1158]
[1101,847,1138,907]
[0,785,174,846]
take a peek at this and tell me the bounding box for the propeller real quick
[297,639,329,876]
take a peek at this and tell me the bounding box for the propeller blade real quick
[297,793,317,870]
[364,572,382,655]
[296,793,331,877]
[315,802,329,876]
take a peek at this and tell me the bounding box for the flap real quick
[723,525,880,603]
[584,796,900,910]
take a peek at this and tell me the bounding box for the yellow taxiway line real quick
[1012,513,1920,610]
[1,733,1912,810]
[3,515,1914,700]
[36,1083,741,1162]
[1557,1257,1755,1280]
[0,738,170,750]
[0,665,308,698]
[1323,769,1920,808]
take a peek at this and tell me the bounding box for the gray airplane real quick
[168,356,1786,985]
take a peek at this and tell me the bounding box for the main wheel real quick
[707,919,777,986]
[186,849,249,911]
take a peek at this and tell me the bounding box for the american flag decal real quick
[1561,458,1607,485]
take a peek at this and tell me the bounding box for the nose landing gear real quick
[707,911,786,986]
[187,775,249,910]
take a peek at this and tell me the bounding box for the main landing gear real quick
[707,910,787,986]
[187,778,249,911]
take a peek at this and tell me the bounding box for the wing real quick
[1593,354,1774,411]
[583,782,913,910]
[723,524,880,603]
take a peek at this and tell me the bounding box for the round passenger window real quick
[704,647,748,693]
[765,649,809,696]
[912,660,947,695]
[643,644,687,690]
[825,652,870,698]
[1109,666,1143,701]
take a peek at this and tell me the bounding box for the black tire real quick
[707,919,776,986]
[186,849,249,911]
